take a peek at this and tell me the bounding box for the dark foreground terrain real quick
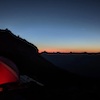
[0,29,100,100]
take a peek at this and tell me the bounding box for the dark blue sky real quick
[0,0,100,52]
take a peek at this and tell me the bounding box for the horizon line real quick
[39,51,100,54]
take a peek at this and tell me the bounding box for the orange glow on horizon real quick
[39,48,100,53]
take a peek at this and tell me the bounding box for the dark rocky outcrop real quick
[0,29,38,55]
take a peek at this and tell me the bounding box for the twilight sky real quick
[0,0,100,52]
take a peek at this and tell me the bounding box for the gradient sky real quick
[0,0,100,52]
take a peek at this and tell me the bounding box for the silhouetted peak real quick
[0,29,38,55]
[0,28,12,33]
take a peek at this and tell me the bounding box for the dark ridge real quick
[0,29,38,54]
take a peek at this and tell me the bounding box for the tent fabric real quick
[0,57,19,85]
[0,57,19,74]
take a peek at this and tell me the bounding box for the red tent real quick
[0,57,19,85]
